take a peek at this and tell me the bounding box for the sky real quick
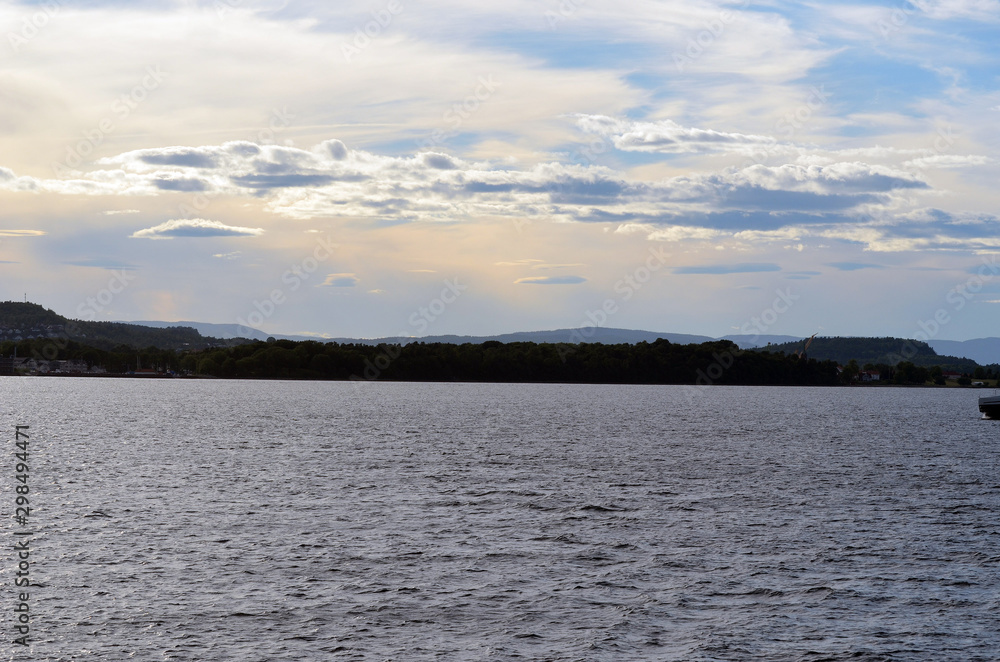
[0,0,998,341]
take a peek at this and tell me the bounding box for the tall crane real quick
[796,334,817,360]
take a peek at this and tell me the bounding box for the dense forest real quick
[169,338,844,385]
[1,335,847,385]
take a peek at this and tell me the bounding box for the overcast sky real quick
[1,0,998,340]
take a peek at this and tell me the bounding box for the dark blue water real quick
[1,379,998,660]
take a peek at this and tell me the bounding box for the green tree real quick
[842,359,860,384]
[197,357,220,376]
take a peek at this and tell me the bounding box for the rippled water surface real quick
[1,378,998,661]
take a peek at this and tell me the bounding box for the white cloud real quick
[616,223,723,242]
[514,275,587,285]
[576,115,778,155]
[320,273,360,287]
[904,154,993,169]
[130,218,264,239]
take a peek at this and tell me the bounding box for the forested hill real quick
[756,336,979,372]
[0,301,232,351]
[0,301,65,328]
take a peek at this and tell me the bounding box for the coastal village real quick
[0,322,68,342]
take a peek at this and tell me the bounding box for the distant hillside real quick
[0,302,234,351]
[125,322,803,349]
[721,334,802,348]
[124,323,718,345]
[132,320,277,342]
[354,328,715,346]
[757,336,979,372]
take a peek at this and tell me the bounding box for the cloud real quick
[140,149,219,169]
[496,260,544,266]
[422,153,460,170]
[63,259,138,270]
[674,263,782,275]
[918,0,1000,21]
[826,262,884,271]
[231,173,338,189]
[531,263,586,270]
[904,155,993,170]
[575,115,778,155]
[615,223,723,242]
[131,218,264,240]
[154,177,209,192]
[0,230,46,237]
[1,134,933,233]
[320,273,360,287]
[514,275,587,285]
[0,130,979,256]
[725,163,927,196]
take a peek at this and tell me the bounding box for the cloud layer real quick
[0,0,998,339]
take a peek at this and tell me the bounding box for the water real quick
[1,379,998,660]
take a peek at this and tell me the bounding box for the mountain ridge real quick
[127,319,1000,364]
[129,319,804,349]
[3,302,999,366]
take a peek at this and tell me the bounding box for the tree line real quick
[179,338,842,385]
[4,334,994,386]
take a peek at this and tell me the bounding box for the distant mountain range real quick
[5,300,999,366]
[123,320,1000,365]
[130,320,802,349]
[925,338,1000,366]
